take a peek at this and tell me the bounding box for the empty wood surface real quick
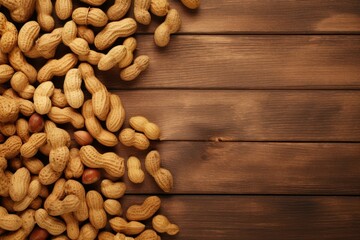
[120,195,360,240]
[99,35,360,90]
[114,90,360,141]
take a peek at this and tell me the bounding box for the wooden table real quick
[116,1,360,239]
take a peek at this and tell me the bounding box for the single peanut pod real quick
[13,179,42,211]
[62,21,91,56]
[135,229,160,240]
[9,167,31,202]
[99,231,115,240]
[65,148,84,179]
[78,50,104,65]
[98,45,126,71]
[22,157,44,174]
[79,145,125,178]
[35,209,66,235]
[35,27,63,59]
[20,133,47,158]
[0,64,14,83]
[106,94,126,132]
[126,196,161,221]
[109,217,145,235]
[0,122,16,136]
[64,69,84,109]
[64,180,89,222]
[120,55,150,81]
[44,178,66,211]
[39,164,62,185]
[77,26,95,44]
[0,96,19,123]
[1,0,36,23]
[72,7,108,27]
[37,53,78,83]
[127,156,145,183]
[104,199,122,216]
[119,37,137,68]
[119,128,150,150]
[154,9,181,47]
[18,21,40,53]
[61,213,80,240]
[150,0,169,16]
[51,88,68,108]
[10,71,35,99]
[77,223,98,240]
[0,206,22,231]
[79,64,110,121]
[48,107,85,129]
[86,190,107,229]
[0,135,22,159]
[94,18,137,50]
[33,81,54,114]
[129,116,160,140]
[180,0,200,9]
[107,0,131,21]
[0,13,18,53]
[101,179,126,199]
[36,0,55,32]
[3,88,35,117]
[47,195,80,216]
[55,0,73,20]
[47,128,70,172]
[145,150,173,192]
[134,0,151,25]
[9,47,37,83]
[152,214,179,235]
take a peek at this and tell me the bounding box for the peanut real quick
[0,95,19,123]
[154,9,181,47]
[36,0,55,32]
[80,0,107,6]
[48,106,85,129]
[29,113,44,133]
[119,128,150,150]
[150,0,169,16]
[81,168,101,184]
[29,227,50,240]
[120,55,150,81]
[9,46,37,83]
[47,194,80,216]
[0,13,18,53]
[20,133,47,158]
[3,88,35,116]
[99,231,115,240]
[127,156,145,184]
[61,213,79,240]
[0,206,23,231]
[77,26,95,44]
[109,217,145,235]
[106,94,126,132]
[79,145,125,178]
[55,0,73,20]
[62,21,90,56]
[101,179,126,199]
[82,100,118,147]
[145,150,173,192]
[79,64,110,121]
[44,178,66,211]
[152,214,179,235]
[72,7,108,27]
[98,45,126,71]
[64,68,84,109]
[9,167,31,202]
[74,130,93,146]
[39,164,63,185]
[86,190,107,229]
[107,0,131,21]
[126,196,161,221]
[135,229,160,240]
[116,233,135,240]
[134,0,151,25]
[53,236,70,240]
[65,148,84,179]
[32,27,63,59]
[94,18,137,50]
[22,157,44,174]
[18,21,40,53]
[10,71,35,99]
[78,50,104,65]
[13,179,41,211]
[0,64,14,83]
[104,199,122,216]
[37,53,78,83]
[34,81,54,114]
[51,88,68,108]
[47,127,71,172]
[1,209,36,240]
[0,122,16,136]
[77,223,98,240]
[129,116,160,140]
[180,0,200,9]
[35,208,66,235]
[64,180,89,222]
[119,37,137,68]
[0,0,36,23]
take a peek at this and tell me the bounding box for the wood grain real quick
[99,35,360,90]
[113,90,360,141]
[116,142,360,195]
[120,195,360,240]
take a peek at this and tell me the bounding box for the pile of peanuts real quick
[0,0,200,239]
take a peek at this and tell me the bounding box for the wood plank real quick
[113,90,360,141]
[119,195,360,240]
[99,35,360,90]
[116,142,360,195]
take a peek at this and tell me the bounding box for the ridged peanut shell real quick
[150,0,169,16]
[9,167,31,202]
[0,96,19,123]
[106,94,126,132]
[180,0,200,9]
[126,196,161,221]
[18,21,40,53]
[72,7,108,27]
[35,208,66,235]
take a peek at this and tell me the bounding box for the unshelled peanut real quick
[107,0,131,21]
[119,128,150,150]
[152,214,180,235]
[120,55,150,81]
[109,217,145,235]
[126,196,161,221]
[180,0,201,9]
[86,190,107,229]
[129,116,160,140]
[127,156,145,183]
[72,7,108,27]
[101,179,126,199]
[154,9,181,47]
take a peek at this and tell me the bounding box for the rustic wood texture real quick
[120,195,360,240]
[99,35,360,90]
[117,142,360,195]
[113,90,360,141]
